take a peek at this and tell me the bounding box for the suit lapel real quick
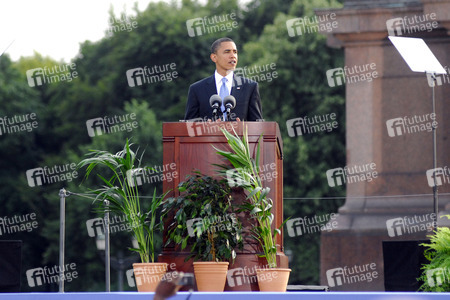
[206,75,217,95]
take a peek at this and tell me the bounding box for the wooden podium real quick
[159,121,288,291]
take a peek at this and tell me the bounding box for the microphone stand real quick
[225,108,233,122]
[212,107,218,121]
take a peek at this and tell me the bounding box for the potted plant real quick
[214,123,291,292]
[78,139,169,292]
[418,215,450,291]
[162,171,243,291]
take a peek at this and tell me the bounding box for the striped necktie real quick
[219,77,229,120]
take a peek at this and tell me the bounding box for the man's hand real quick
[154,271,184,300]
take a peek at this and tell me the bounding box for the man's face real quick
[210,41,238,76]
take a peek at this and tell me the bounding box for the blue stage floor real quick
[1,292,450,300]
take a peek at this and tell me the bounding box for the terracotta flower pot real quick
[256,268,291,292]
[193,261,229,291]
[132,262,168,292]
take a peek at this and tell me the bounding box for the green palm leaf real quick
[214,123,279,268]
[78,139,168,263]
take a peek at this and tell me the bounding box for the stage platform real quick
[1,292,450,299]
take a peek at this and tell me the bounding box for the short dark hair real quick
[211,37,235,54]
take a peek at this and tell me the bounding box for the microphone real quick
[209,94,222,119]
[223,95,236,121]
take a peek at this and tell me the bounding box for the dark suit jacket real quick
[184,74,263,121]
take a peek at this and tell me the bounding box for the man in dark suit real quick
[184,37,263,121]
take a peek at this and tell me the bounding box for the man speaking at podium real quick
[184,37,263,122]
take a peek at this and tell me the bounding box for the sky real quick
[0,0,154,62]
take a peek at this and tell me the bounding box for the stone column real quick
[316,0,450,291]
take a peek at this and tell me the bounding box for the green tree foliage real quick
[238,0,344,283]
[0,0,344,291]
